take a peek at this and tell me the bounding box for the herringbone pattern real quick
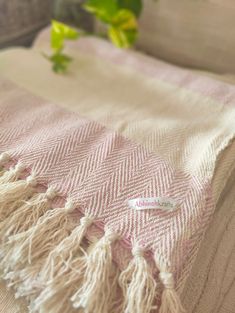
[0,79,218,291]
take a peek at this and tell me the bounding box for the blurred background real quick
[0,0,93,49]
[1,0,235,73]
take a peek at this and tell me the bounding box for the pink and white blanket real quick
[0,32,235,313]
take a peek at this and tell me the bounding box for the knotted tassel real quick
[0,174,37,221]
[0,186,57,242]
[38,215,94,283]
[3,200,76,296]
[31,286,80,313]
[31,215,94,312]
[154,253,185,313]
[0,161,25,185]
[0,152,10,176]
[0,186,56,276]
[31,258,86,313]
[119,245,157,313]
[71,229,119,313]
[108,265,124,313]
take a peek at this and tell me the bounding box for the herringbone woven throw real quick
[0,37,235,313]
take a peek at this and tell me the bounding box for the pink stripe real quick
[70,37,235,106]
[0,79,215,287]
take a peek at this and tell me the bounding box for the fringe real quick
[2,200,76,297]
[0,174,37,221]
[71,230,119,313]
[0,156,184,313]
[34,264,122,313]
[0,186,57,242]
[108,266,124,313]
[38,215,94,283]
[0,152,10,176]
[31,216,94,312]
[154,253,186,313]
[31,258,86,313]
[0,162,25,185]
[119,245,157,313]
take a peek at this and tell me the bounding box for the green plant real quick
[45,20,79,73]
[47,0,143,73]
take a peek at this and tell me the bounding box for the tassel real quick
[30,286,80,313]
[38,215,94,283]
[0,152,10,175]
[9,199,75,265]
[119,245,157,313]
[108,266,124,313]
[0,174,37,221]
[3,200,76,296]
[0,186,57,242]
[31,257,86,312]
[31,214,94,312]
[154,253,185,313]
[0,161,25,185]
[71,229,119,313]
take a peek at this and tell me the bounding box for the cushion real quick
[137,0,235,74]
[0,0,52,48]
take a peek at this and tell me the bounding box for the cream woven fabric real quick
[0,30,235,313]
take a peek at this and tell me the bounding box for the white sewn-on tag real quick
[128,197,178,212]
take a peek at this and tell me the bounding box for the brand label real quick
[128,197,177,212]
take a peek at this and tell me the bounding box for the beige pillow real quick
[137,0,235,74]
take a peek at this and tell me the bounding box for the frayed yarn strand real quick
[0,152,10,165]
[71,229,119,313]
[0,152,10,175]
[0,161,25,185]
[154,253,185,313]
[2,199,76,296]
[39,214,94,283]
[31,214,93,312]
[31,261,85,313]
[119,245,157,313]
[0,174,37,221]
[0,186,57,241]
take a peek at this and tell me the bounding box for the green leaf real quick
[111,9,138,30]
[108,26,137,48]
[108,9,138,48]
[117,0,142,17]
[51,20,79,50]
[83,0,118,23]
[49,52,72,73]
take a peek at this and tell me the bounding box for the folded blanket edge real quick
[0,153,184,313]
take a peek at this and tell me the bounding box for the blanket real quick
[0,33,235,313]
[182,168,235,313]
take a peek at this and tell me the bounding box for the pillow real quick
[0,0,52,48]
[137,0,235,74]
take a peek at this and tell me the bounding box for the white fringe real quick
[0,161,25,185]
[3,200,76,297]
[0,174,36,221]
[0,157,174,313]
[108,266,124,313]
[0,186,57,242]
[38,215,94,283]
[31,215,94,312]
[31,257,86,312]
[154,253,185,313]
[71,230,119,313]
[0,152,10,176]
[119,245,157,313]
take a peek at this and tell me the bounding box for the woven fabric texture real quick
[0,32,235,312]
